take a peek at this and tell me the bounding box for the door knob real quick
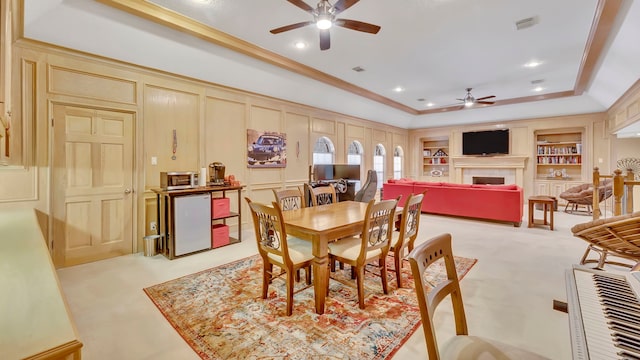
[124,188,132,194]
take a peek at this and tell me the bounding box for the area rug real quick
[144,254,477,360]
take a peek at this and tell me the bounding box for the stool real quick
[528,196,555,230]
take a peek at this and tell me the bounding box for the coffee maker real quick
[209,162,225,185]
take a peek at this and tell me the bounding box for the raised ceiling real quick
[22,0,640,130]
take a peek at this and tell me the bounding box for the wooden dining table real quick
[281,200,369,315]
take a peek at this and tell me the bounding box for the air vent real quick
[417,98,426,102]
[531,79,545,85]
[515,16,539,30]
[352,66,365,72]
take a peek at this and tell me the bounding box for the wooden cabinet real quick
[422,138,449,178]
[535,131,583,181]
[535,180,583,205]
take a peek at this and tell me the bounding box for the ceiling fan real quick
[270,0,381,51]
[456,88,496,107]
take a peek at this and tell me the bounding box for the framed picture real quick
[247,129,287,168]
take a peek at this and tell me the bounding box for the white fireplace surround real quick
[451,156,528,187]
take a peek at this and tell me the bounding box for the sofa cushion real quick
[471,184,519,190]
[414,181,443,187]
[442,183,473,188]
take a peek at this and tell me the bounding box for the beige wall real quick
[607,80,640,209]
[408,113,608,198]
[1,36,639,255]
[0,40,408,252]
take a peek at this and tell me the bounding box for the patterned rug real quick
[144,254,477,360]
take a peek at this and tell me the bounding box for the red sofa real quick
[383,179,523,226]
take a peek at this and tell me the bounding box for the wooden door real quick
[52,104,135,267]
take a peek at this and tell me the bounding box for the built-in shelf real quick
[422,138,449,177]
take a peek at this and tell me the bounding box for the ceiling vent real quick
[352,66,365,72]
[531,79,545,85]
[515,16,539,30]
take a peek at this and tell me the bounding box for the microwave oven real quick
[160,171,196,190]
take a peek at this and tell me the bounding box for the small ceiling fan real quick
[456,88,496,107]
[270,0,381,51]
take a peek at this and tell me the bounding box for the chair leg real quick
[295,269,301,282]
[380,257,389,295]
[305,265,312,285]
[356,266,366,309]
[596,249,608,270]
[263,263,272,299]
[394,249,403,288]
[286,270,294,316]
[579,246,592,265]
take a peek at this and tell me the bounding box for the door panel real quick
[53,104,134,267]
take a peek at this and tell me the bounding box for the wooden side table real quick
[528,195,556,230]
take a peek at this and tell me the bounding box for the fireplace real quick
[451,156,528,188]
[473,176,505,185]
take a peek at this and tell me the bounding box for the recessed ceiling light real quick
[524,60,542,68]
[294,41,307,49]
[426,102,434,107]
[533,86,544,92]
[192,0,212,4]
[393,87,404,92]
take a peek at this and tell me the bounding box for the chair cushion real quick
[328,236,382,261]
[267,236,314,265]
[441,335,549,359]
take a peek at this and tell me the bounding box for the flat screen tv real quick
[313,164,360,181]
[462,129,510,156]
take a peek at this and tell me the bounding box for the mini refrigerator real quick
[174,193,211,256]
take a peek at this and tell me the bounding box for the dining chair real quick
[272,187,311,281]
[305,183,337,206]
[328,199,398,309]
[245,198,314,316]
[389,191,425,288]
[272,187,305,210]
[408,233,547,359]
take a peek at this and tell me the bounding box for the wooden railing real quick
[593,167,638,219]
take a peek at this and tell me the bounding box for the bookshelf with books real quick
[422,138,449,178]
[534,130,584,203]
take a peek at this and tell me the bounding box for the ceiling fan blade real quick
[286,0,314,13]
[270,21,314,34]
[334,19,381,34]
[476,101,495,105]
[333,0,360,14]
[476,95,496,101]
[319,29,330,50]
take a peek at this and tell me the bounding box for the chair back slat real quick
[246,198,292,267]
[305,183,337,206]
[399,192,426,246]
[408,233,468,360]
[361,199,397,255]
[273,188,304,210]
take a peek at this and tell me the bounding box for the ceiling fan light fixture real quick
[316,16,332,29]
[464,99,474,107]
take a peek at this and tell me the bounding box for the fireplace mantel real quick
[451,156,528,169]
[451,156,528,187]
